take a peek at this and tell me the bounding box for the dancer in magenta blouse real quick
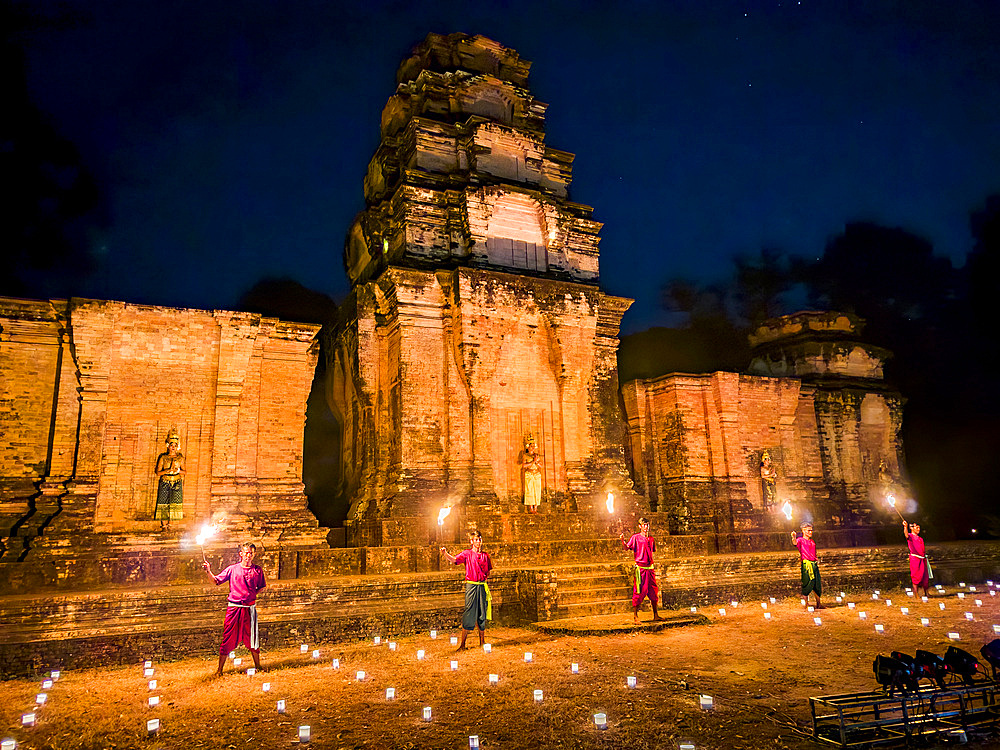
[440,530,493,649]
[903,520,931,596]
[203,542,266,676]
[791,522,822,609]
[620,517,664,624]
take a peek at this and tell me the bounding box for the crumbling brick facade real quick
[621,311,907,534]
[328,34,639,544]
[0,297,325,568]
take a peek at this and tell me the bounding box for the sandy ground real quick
[3,583,1000,750]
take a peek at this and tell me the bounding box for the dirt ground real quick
[3,583,1000,750]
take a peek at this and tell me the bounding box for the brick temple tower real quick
[327,33,641,545]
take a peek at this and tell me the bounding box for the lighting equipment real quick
[979,639,1000,680]
[915,650,950,689]
[873,655,916,696]
[943,646,981,686]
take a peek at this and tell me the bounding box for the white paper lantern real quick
[35,694,46,705]
[594,713,608,730]
[813,617,822,626]
[524,652,533,663]
[262,682,271,692]
[627,676,637,688]
[483,643,492,653]
[148,695,160,707]
[1,739,17,750]
[247,667,256,678]
[571,663,579,674]
[389,642,397,651]
[489,673,498,685]
[311,650,320,659]
[356,670,366,681]
[699,694,714,710]
[41,679,52,690]
[423,707,432,721]
[233,658,242,667]
[533,689,543,702]
[469,736,480,748]
[298,725,310,743]
[948,632,961,640]
[300,644,309,653]
[417,650,425,660]
[386,687,395,700]
[430,630,437,639]
[764,612,772,620]
[148,679,156,690]
[451,636,458,646]
[50,671,60,681]
[21,714,35,727]
[146,718,159,735]
[875,624,884,633]
[921,618,930,627]
[277,699,286,713]
[450,660,458,671]
[332,658,340,669]
[374,636,381,645]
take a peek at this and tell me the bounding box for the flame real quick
[437,506,451,526]
[195,523,217,547]
[782,502,793,521]
[887,494,896,507]
[606,492,615,514]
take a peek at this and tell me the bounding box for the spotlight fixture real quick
[914,650,950,689]
[943,646,981,686]
[979,639,1000,681]
[873,655,917,696]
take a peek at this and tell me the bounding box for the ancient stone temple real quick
[621,311,907,538]
[327,33,640,545]
[0,297,326,592]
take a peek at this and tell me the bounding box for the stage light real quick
[915,650,950,689]
[943,646,981,686]
[979,639,1000,680]
[873,655,916,696]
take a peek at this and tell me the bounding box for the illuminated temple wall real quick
[0,296,325,560]
[621,311,907,534]
[327,34,640,544]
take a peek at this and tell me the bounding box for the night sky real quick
[10,0,1000,334]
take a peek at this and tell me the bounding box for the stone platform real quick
[2,541,998,678]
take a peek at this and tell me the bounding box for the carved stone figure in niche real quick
[154,427,185,528]
[759,450,777,509]
[878,459,894,497]
[520,434,542,514]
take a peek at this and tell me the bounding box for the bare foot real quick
[814,603,824,609]
[456,645,466,651]
[652,615,665,622]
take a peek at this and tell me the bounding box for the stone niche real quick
[0,296,327,587]
[621,311,907,535]
[329,33,643,546]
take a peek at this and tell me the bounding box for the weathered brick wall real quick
[622,371,899,533]
[0,297,324,556]
[330,267,638,538]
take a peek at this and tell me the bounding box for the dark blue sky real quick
[14,0,1000,333]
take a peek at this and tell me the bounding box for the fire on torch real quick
[437,506,452,526]
[782,501,793,521]
[886,494,905,521]
[195,522,218,562]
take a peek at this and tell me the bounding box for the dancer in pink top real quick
[903,520,931,596]
[620,517,664,624]
[203,542,266,676]
[440,530,493,650]
[791,522,822,609]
